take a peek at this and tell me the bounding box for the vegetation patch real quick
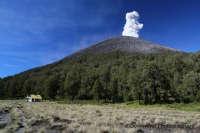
[1,101,200,132]
[2,52,200,105]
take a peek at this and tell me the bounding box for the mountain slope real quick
[1,36,190,103]
[70,36,179,57]
[3,36,180,79]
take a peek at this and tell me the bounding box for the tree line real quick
[1,52,200,104]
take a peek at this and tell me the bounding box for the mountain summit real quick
[72,36,178,57]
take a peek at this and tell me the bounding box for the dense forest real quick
[1,52,200,104]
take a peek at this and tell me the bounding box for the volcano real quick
[70,36,178,57]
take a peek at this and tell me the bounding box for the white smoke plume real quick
[122,11,143,38]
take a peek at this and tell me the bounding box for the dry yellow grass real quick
[0,100,200,133]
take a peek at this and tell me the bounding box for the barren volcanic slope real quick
[71,36,178,57]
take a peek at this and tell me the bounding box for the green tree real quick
[92,78,103,101]
[128,69,143,103]
[99,65,111,102]
[64,66,81,100]
[44,75,60,99]
[141,62,173,104]
[0,78,4,98]
[109,78,120,103]
[180,71,200,103]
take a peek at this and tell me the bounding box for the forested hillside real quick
[1,51,200,104]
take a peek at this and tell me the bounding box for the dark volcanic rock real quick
[71,36,179,57]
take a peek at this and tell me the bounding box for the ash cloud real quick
[122,11,143,38]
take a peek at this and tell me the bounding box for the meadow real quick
[0,100,200,133]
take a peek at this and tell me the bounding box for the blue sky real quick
[0,0,200,77]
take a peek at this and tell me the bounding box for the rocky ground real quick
[0,101,200,133]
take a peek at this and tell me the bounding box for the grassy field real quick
[0,100,200,133]
[124,101,200,112]
[56,100,200,112]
